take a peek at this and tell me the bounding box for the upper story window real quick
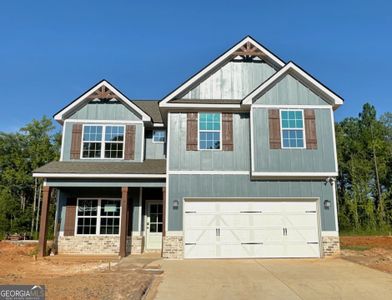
[82,125,125,159]
[198,112,221,150]
[280,109,305,149]
[153,130,166,143]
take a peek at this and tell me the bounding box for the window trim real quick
[197,112,222,151]
[280,109,306,149]
[81,124,126,159]
[152,130,166,144]
[74,198,121,236]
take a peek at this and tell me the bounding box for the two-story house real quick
[34,36,343,259]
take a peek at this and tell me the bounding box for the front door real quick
[146,201,163,250]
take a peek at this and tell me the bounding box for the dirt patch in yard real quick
[0,241,157,299]
[340,236,392,274]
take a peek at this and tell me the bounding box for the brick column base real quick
[162,236,183,259]
[322,236,340,256]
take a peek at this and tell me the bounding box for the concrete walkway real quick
[154,258,392,300]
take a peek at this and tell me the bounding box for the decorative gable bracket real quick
[86,85,120,100]
[232,41,267,59]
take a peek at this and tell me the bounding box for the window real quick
[82,125,125,159]
[76,198,121,235]
[198,112,221,150]
[280,109,305,148]
[104,126,124,158]
[82,126,102,158]
[152,130,166,143]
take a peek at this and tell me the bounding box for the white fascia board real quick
[243,62,344,107]
[251,171,338,179]
[33,173,166,179]
[168,171,249,175]
[64,119,143,124]
[159,36,285,107]
[159,103,242,109]
[54,80,151,123]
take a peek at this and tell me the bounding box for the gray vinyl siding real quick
[57,187,141,234]
[145,130,166,159]
[254,74,330,105]
[67,101,142,121]
[252,108,336,172]
[168,175,336,232]
[62,121,143,162]
[169,113,250,171]
[181,61,276,99]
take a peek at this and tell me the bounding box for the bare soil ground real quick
[340,236,392,274]
[0,241,158,299]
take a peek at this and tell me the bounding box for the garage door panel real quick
[184,200,320,259]
[184,244,216,259]
[220,244,263,258]
[185,229,217,243]
[284,244,320,258]
[285,228,319,243]
[184,214,216,227]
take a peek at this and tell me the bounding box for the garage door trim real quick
[183,197,323,259]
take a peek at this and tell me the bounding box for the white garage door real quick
[184,200,320,259]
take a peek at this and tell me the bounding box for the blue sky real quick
[0,0,391,132]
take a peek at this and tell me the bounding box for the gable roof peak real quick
[159,36,285,107]
[242,61,344,108]
[53,79,152,123]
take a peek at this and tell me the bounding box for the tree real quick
[0,117,59,238]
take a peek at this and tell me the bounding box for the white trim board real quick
[251,172,338,178]
[160,36,285,107]
[243,62,344,108]
[160,103,242,109]
[168,171,249,175]
[165,113,171,234]
[251,104,332,109]
[54,80,151,123]
[33,173,167,179]
[64,119,143,124]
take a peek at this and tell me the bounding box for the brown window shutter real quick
[222,113,233,151]
[70,123,83,159]
[186,113,198,151]
[268,109,281,149]
[124,125,136,160]
[304,109,318,149]
[64,198,77,236]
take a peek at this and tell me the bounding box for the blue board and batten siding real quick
[62,121,143,162]
[145,130,166,160]
[66,102,141,121]
[167,175,336,232]
[62,100,145,162]
[182,61,276,99]
[169,113,250,171]
[252,108,336,172]
[254,74,330,105]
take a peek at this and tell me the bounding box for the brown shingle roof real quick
[33,160,166,175]
[133,100,163,123]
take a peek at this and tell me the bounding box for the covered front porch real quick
[38,183,166,257]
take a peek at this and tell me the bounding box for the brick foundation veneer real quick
[126,236,143,254]
[322,236,340,256]
[58,235,144,255]
[162,236,183,259]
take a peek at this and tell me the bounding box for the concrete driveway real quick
[154,258,392,300]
